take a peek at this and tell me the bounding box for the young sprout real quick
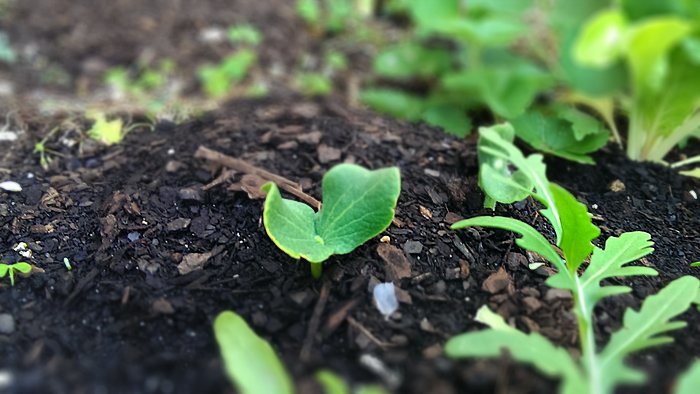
[0,262,32,286]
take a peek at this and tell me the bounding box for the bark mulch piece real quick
[0,97,699,394]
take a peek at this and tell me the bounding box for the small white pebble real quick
[167,148,175,155]
[373,282,398,320]
[592,204,598,209]
[0,181,22,192]
[690,190,698,200]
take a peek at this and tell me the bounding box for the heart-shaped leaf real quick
[262,164,400,266]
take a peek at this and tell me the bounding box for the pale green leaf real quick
[550,184,600,271]
[87,112,124,145]
[598,276,700,393]
[574,9,627,68]
[373,43,452,79]
[445,307,585,393]
[0,264,7,277]
[360,88,425,121]
[263,164,400,264]
[12,262,32,274]
[214,311,294,394]
[451,216,566,277]
[579,232,656,317]
[316,370,349,394]
[421,105,472,137]
[676,360,700,394]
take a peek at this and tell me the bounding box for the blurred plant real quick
[198,24,262,98]
[0,31,16,63]
[572,1,700,172]
[105,59,177,113]
[297,0,369,35]
[294,50,347,96]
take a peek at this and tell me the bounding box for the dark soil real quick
[0,96,699,394]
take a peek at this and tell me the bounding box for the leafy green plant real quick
[297,0,361,35]
[198,25,261,98]
[447,124,700,394]
[104,59,177,113]
[214,311,294,394]
[262,164,400,278]
[86,112,125,145]
[0,262,31,286]
[573,5,700,166]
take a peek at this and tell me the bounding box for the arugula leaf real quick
[445,306,586,394]
[549,184,600,271]
[598,276,700,393]
[214,311,294,394]
[262,164,400,270]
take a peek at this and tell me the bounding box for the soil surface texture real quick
[1,97,699,394]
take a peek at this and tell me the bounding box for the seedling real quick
[0,262,32,286]
[262,164,400,278]
[86,112,125,145]
[447,124,700,393]
[574,6,700,166]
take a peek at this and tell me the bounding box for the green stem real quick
[671,154,700,169]
[573,276,602,394]
[310,262,323,279]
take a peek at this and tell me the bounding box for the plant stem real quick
[671,154,700,169]
[574,275,602,394]
[310,262,322,279]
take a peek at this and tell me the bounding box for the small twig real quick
[300,281,330,361]
[202,169,237,191]
[195,146,321,209]
[347,316,397,348]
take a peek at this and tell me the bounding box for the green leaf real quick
[262,164,400,264]
[598,276,700,393]
[87,112,124,145]
[445,306,585,394]
[0,264,7,277]
[213,311,294,394]
[297,0,321,25]
[451,216,566,276]
[12,262,32,274]
[475,124,563,243]
[576,232,656,317]
[356,386,389,394]
[421,105,472,137]
[373,43,452,79]
[549,184,600,271]
[625,17,692,91]
[227,24,262,46]
[315,370,349,394]
[574,9,627,68]
[221,50,257,82]
[406,0,459,33]
[511,110,609,164]
[295,73,332,96]
[476,123,532,207]
[360,88,425,121]
[676,361,700,394]
[434,17,527,47]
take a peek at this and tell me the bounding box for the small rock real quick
[609,179,626,193]
[373,282,398,319]
[0,181,22,192]
[377,243,412,281]
[521,316,541,332]
[317,144,342,163]
[394,286,413,304]
[424,169,440,177]
[403,240,423,255]
[459,259,471,279]
[296,131,322,144]
[445,267,461,280]
[165,160,185,173]
[505,252,527,270]
[420,318,436,333]
[522,296,542,313]
[545,288,572,301]
[166,218,192,232]
[277,141,298,150]
[178,187,203,201]
[423,344,443,359]
[152,298,175,314]
[482,267,512,294]
[177,252,213,275]
[0,131,18,141]
[127,232,140,242]
[0,314,15,334]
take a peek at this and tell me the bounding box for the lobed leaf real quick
[597,276,700,393]
[446,306,586,394]
[213,311,294,394]
[263,164,400,264]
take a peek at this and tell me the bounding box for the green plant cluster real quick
[447,124,700,394]
[361,0,700,173]
[104,59,177,113]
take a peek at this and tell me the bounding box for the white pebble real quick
[373,282,398,320]
[0,181,22,192]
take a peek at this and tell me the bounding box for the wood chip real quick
[482,267,513,294]
[177,252,212,275]
[377,243,412,281]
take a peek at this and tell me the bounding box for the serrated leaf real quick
[446,306,585,394]
[675,360,700,394]
[263,164,400,264]
[213,311,294,394]
[451,216,566,276]
[577,232,656,317]
[598,276,700,393]
[550,184,600,271]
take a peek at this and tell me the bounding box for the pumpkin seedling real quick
[262,163,400,278]
[0,262,31,286]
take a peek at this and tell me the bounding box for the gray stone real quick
[0,314,15,334]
